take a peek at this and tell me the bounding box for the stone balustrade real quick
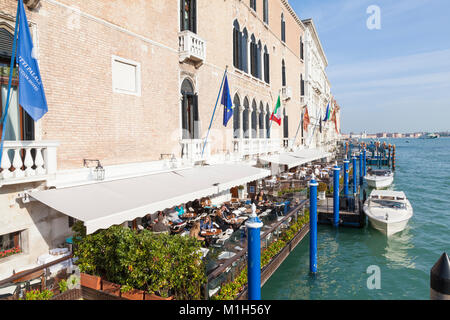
[0,141,59,186]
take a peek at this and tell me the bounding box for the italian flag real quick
[270,95,282,126]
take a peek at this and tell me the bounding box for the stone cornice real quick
[281,0,305,31]
[302,18,328,67]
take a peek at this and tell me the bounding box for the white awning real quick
[30,164,270,234]
[259,148,332,169]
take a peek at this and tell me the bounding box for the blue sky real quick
[290,0,450,134]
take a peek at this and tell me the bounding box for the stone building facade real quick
[0,0,338,279]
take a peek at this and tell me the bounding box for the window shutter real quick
[193,94,200,139]
[181,94,189,139]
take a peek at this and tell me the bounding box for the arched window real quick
[180,0,196,33]
[250,35,257,77]
[257,40,262,80]
[233,94,241,139]
[250,0,256,11]
[300,36,304,60]
[283,108,289,139]
[233,20,241,69]
[251,99,257,138]
[265,104,271,139]
[263,45,270,84]
[243,97,250,139]
[263,0,269,24]
[281,13,286,43]
[259,102,265,138]
[181,78,199,139]
[282,59,286,87]
[242,28,248,73]
[0,27,34,142]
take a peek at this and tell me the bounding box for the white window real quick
[111,55,141,96]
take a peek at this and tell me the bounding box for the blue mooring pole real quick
[309,177,318,273]
[333,163,340,227]
[352,156,357,195]
[359,152,363,186]
[343,158,349,198]
[363,148,367,177]
[246,204,263,300]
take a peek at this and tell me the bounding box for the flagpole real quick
[0,3,20,168]
[267,89,280,138]
[293,106,305,147]
[201,66,228,158]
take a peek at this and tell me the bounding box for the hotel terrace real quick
[0,0,340,283]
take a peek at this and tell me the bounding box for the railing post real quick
[246,204,263,300]
[333,162,340,227]
[309,176,318,274]
[44,144,58,175]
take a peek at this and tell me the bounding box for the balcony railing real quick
[178,31,206,65]
[281,86,292,101]
[180,139,210,162]
[0,141,59,186]
[232,138,282,157]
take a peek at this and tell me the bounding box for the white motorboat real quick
[363,190,413,236]
[365,168,394,189]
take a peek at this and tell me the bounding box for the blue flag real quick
[221,75,233,127]
[17,0,48,121]
[323,103,330,122]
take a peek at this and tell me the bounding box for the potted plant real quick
[101,279,121,297]
[318,182,327,200]
[144,292,174,300]
[80,273,101,290]
[121,285,145,300]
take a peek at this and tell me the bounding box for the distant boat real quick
[365,168,394,189]
[420,133,439,139]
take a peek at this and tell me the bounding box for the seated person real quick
[175,205,185,217]
[152,212,170,233]
[189,222,205,241]
[256,190,267,204]
[165,207,183,224]
[200,215,213,231]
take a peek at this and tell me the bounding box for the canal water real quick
[262,138,450,300]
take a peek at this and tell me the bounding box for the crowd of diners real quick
[127,160,337,249]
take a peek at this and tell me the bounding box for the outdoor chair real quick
[215,228,234,245]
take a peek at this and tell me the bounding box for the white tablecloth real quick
[37,251,73,275]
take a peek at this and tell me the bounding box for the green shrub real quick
[74,226,206,300]
[58,279,68,293]
[23,289,54,300]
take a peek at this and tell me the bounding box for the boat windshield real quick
[371,200,406,209]
[370,170,391,176]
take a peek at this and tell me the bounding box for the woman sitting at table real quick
[200,215,213,231]
[189,222,205,241]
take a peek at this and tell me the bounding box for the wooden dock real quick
[317,197,366,228]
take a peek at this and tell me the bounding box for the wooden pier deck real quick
[318,197,366,228]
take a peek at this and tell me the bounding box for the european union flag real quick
[17,0,48,121]
[221,75,233,127]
